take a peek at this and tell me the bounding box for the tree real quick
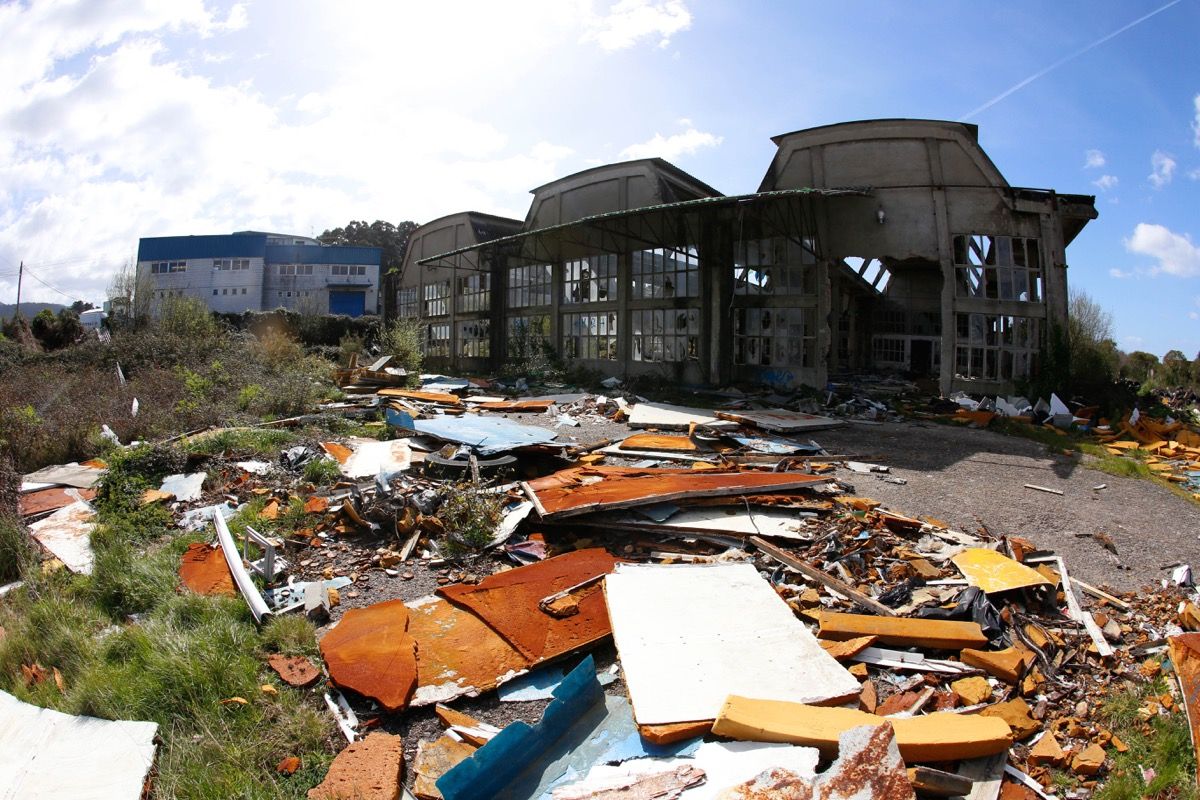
[319,220,418,320]
[1066,289,1119,396]
[1162,349,1190,387]
[70,300,95,314]
[1121,351,1159,383]
[106,260,154,323]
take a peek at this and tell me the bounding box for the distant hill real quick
[0,302,67,318]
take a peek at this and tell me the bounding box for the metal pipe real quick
[213,508,272,623]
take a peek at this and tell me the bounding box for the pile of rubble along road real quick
[8,365,1200,800]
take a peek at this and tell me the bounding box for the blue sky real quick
[1,0,1197,358]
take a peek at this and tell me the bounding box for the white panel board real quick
[604,563,859,726]
[0,690,158,800]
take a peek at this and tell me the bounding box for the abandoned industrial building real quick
[397,119,1097,394]
[137,231,383,317]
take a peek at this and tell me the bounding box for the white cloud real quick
[582,0,692,51]
[1190,311,1199,321]
[1092,174,1118,191]
[1084,149,1106,169]
[1148,150,1176,189]
[1109,267,1133,278]
[1193,94,1200,148]
[1189,167,1200,181]
[620,127,722,160]
[1125,223,1200,277]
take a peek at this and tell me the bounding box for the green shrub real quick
[302,457,341,486]
[439,483,504,556]
[379,318,423,385]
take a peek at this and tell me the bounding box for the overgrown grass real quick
[0,444,336,796]
[182,427,298,458]
[1094,679,1197,800]
[439,483,504,556]
[302,457,342,486]
[0,512,34,582]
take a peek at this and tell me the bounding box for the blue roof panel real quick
[137,233,266,261]
[265,244,382,266]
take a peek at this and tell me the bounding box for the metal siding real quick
[329,291,366,316]
[137,234,267,261]
[265,244,382,266]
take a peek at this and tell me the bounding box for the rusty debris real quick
[319,600,417,712]
[178,542,237,596]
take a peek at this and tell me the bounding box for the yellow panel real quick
[951,548,1054,594]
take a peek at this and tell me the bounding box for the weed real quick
[95,443,187,516]
[261,615,320,658]
[0,513,34,582]
[183,427,297,458]
[504,319,558,380]
[378,317,423,385]
[302,457,342,486]
[1095,679,1198,800]
[439,483,504,556]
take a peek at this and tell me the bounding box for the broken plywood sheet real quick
[319,599,417,712]
[17,486,95,519]
[475,399,556,413]
[21,461,105,491]
[27,500,96,574]
[951,549,1053,594]
[712,696,1012,762]
[415,736,477,800]
[378,387,462,405]
[594,507,814,541]
[0,689,157,800]
[714,410,843,433]
[1169,633,1200,768]
[817,612,989,650]
[438,548,618,663]
[525,467,829,519]
[405,595,530,707]
[388,409,557,456]
[159,472,206,502]
[618,433,700,452]
[605,563,859,726]
[178,542,236,596]
[627,402,735,430]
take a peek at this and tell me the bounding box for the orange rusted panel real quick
[618,434,699,452]
[475,399,554,413]
[17,487,95,518]
[178,542,236,596]
[320,599,417,712]
[438,548,619,663]
[320,442,353,464]
[526,467,829,519]
[267,654,321,688]
[1169,633,1200,767]
[406,596,530,706]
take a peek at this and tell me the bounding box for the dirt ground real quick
[818,418,1200,593]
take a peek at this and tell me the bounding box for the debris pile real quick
[6,362,1198,800]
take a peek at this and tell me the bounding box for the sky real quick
[0,0,1198,358]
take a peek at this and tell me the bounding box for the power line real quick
[22,266,84,303]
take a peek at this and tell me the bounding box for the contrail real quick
[959,0,1184,121]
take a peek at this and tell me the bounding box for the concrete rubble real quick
[11,365,1200,799]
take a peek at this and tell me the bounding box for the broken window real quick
[561,311,619,360]
[954,313,1041,381]
[508,314,550,346]
[872,337,906,366]
[953,235,1042,302]
[397,287,418,318]
[507,263,552,308]
[631,308,700,362]
[631,246,700,299]
[456,273,490,313]
[733,307,814,368]
[563,254,617,304]
[423,281,450,317]
[424,322,450,358]
[733,238,816,296]
[458,319,490,358]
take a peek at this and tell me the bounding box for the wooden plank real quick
[1023,484,1063,495]
[1040,556,1114,658]
[751,536,897,617]
[1070,576,1131,610]
[817,611,988,650]
[959,753,1006,800]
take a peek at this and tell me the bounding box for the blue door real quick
[329,291,366,317]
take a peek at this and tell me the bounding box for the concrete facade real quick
[136,231,383,317]
[397,120,1097,394]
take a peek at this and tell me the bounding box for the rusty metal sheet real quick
[438,548,618,663]
[525,467,829,519]
[618,434,699,452]
[405,595,530,706]
[475,399,555,413]
[1169,633,1200,767]
[178,542,236,596]
[816,723,915,800]
[319,599,417,712]
[17,486,95,519]
[414,735,477,800]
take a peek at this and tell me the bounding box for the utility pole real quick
[14,260,22,320]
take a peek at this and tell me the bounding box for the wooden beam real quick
[751,536,896,617]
